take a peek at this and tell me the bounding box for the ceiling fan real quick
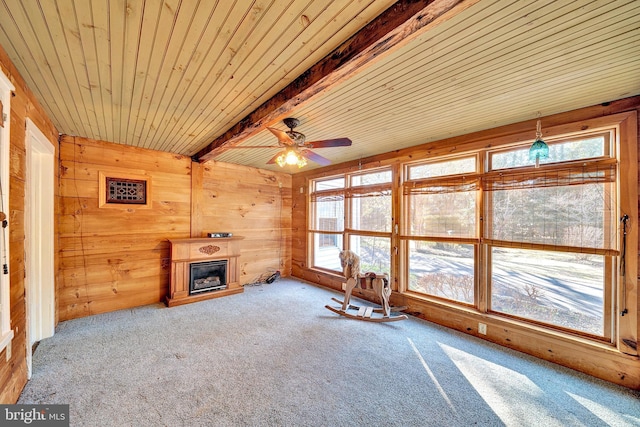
[230,118,352,168]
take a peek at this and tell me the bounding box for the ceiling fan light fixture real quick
[262,118,351,167]
[275,149,307,168]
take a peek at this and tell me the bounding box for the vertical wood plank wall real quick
[291,97,640,389]
[58,137,292,322]
[0,45,59,403]
[193,161,292,284]
[58,136,193,320]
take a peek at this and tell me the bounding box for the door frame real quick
[25,118,55,378]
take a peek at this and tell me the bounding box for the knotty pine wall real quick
[58,136,192,320]
[0,45,59,403]
[192,161,291,283]
[58,137,292,323]
[292,97,640,389]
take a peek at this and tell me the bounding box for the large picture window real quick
[306,115,634,346]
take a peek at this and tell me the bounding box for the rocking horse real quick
[325,250,407,322]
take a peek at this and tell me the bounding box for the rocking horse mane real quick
[339,250,360,281]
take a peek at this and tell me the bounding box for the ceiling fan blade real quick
[304,138,352,148]
[300,149,332,166]
[266,150,285,164]
[267,127,296,146]
[225,145,282,149]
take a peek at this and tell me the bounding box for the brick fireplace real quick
[166,237,243,307]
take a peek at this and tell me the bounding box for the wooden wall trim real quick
[617,111,638,356]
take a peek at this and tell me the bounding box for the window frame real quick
[309,167,394,275]
[308,184,345,273]
[401,154,481,306]
[397,114,635,345]
[305,112,637,353]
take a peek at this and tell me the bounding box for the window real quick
[485,132,616,337]
[489,133,610,170]
[306,114,634,346]
[348,170,392,274]
[398,125,627,340]
[310,178,345,271]
[0,69,14,353]
[403,156,479,305]
[309,169,392,275]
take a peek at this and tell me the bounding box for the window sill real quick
[309,267,342,277]
[401,291,622,354]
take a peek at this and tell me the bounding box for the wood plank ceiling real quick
[0,0,639,172]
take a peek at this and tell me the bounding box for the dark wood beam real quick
[195,0,478,162]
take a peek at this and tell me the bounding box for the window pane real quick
[408,191,476,237]
[349,235,391,274]
[408,156,476,179]
[490,247,605,336]
[312,197,344,231]
[312,233,343,271]
[487,182,614,249]
[351,193,392,232]
[408,241,474,304]
[491,135,607,170]
[351,170,392,186]
[315,177,345,190]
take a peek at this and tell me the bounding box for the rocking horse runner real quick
[325,250,407,322]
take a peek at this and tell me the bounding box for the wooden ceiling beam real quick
[194,0,478,162]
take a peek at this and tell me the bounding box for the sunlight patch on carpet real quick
[567,391,640,427]
[438,342,569,426]
[407,337,456,413]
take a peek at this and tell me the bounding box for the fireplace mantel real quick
[166,237,244,307]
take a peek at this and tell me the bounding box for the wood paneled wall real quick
[0,44,58,403]
[57,137,292,323]
[292,96,640,389]
[192,161,292,284]
[58,136,193,320]
[58,138,291,321]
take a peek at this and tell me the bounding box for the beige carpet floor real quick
[19,278,640,426]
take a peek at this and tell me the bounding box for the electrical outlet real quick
[478,322,487,335]
[341,282,346,291]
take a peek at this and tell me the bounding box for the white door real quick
[25,119,55,378]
